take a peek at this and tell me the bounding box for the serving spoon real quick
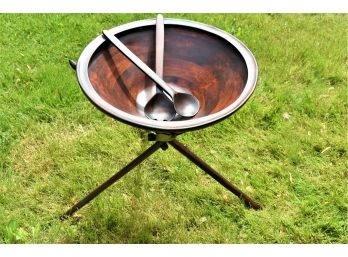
[102,28,200,118]
[143,14,176,121]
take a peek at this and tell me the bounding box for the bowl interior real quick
[87,25,248,120]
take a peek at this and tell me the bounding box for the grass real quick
[0,14,347,243]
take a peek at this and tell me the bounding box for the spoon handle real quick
[102,29,175,98]
[156,14,164,79]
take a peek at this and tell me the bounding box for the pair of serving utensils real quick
[102,14,200,121]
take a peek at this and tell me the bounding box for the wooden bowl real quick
[76,18,258,133]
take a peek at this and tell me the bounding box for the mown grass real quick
[0,14,347,243]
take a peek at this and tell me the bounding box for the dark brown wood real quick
[169,139,262,210]
[88,25,248,119]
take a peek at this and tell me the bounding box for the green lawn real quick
[0,14,347,243]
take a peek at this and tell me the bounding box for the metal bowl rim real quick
[76,18,258,132]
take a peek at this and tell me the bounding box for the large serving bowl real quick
[76,18,258,133]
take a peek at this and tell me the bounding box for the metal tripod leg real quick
[169,140,262,210]
[60,141,165,220]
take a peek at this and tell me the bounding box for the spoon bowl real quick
[144,93,176,121]
[173,92,200,118]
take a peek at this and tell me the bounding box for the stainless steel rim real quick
[76,18,258,132]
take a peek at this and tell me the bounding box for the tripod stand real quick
[60,133,262,220]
